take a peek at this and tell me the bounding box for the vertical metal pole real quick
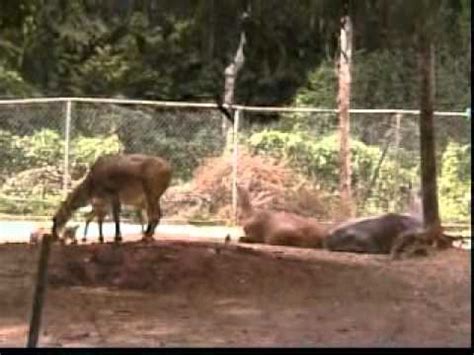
[231,109,240,224]
[394,112,402,211]
[394,113,401,152]
[63,100,72,197]
[27,234,53,347]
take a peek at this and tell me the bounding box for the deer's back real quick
[88,154,172,196]
[268,212,326,247]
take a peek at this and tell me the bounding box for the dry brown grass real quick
[191,147,341,221]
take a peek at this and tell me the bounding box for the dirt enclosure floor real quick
[0,237,470,348]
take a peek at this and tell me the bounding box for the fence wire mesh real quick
[0,99,470,230]
[237,110,421,221]
[0,102,66,217]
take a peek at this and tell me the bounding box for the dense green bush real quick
[0,130,123,215]
[247,130,417,215]
[71,134,123,177]
[0,130,25,179]
[17,129,64,168]
[0,129,123,176]
[438,142,470,222]
[116,109,225,182]
[0,63,37,97]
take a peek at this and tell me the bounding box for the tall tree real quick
[222,10,247,135]
[337,0,354,218]
[417,8,442,243]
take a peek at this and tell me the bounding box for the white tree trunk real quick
[337,13,353,218]
[222,31,246,136]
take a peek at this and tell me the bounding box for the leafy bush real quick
[247,130,417,215]
[16,129,64,169]
[0,129,65,181]
[0,63,37,97]
[116,109,225,182]
[438,142,470,222]
[0,130,123,216]
[71,134,123,177]
[0,130,25,180]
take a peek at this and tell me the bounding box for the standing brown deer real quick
[237,185,327,248]
[52,154,172,243]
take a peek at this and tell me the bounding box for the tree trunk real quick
[418,36,442,244]
[222,30,246,137]
[337,6,354,218]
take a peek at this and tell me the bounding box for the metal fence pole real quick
[394,112,402,211]
[63,100,72,197]
[231,109,241,224]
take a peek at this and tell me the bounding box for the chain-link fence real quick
[236,106,470,225]
[0,98,470,231]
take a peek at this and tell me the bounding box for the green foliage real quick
[247,130,417,214]
[0,194,61,216]
[0,130,123,215]
[75,46,131,95]
[120,116,224,182]
[294,60,337,108]
[0,0,469,107]
[0,63,37,97]
[0,130,24,179]
[0,1,470,222]
[71,134,123,174]
[352,49,419,109]
[285,60,338,134]
[16,129,64,168]
[438,142,470,222]
[0,129,124,180]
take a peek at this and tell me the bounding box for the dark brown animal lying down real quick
[324,213,425,255]
[237,185,327,248]
[324,213,454,258]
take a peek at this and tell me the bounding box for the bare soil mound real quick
[0,241,470,347]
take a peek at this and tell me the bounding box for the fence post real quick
[231,109,241,224]
[394,112,402,211]
[63,100,72,197]
[26,233,53,347]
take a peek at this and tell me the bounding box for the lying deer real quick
[323,186,452,258]
[52,153,172,243]
[237,185,327,248]
[82,195,147,244]
[324,213,426,257]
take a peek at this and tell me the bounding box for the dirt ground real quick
[0,237,470,348]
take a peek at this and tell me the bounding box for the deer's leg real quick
[98,216,104,244]
[111,195,122,243]
[144,200,161,241]
[83,212,94,243]
[137,209,145,233]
